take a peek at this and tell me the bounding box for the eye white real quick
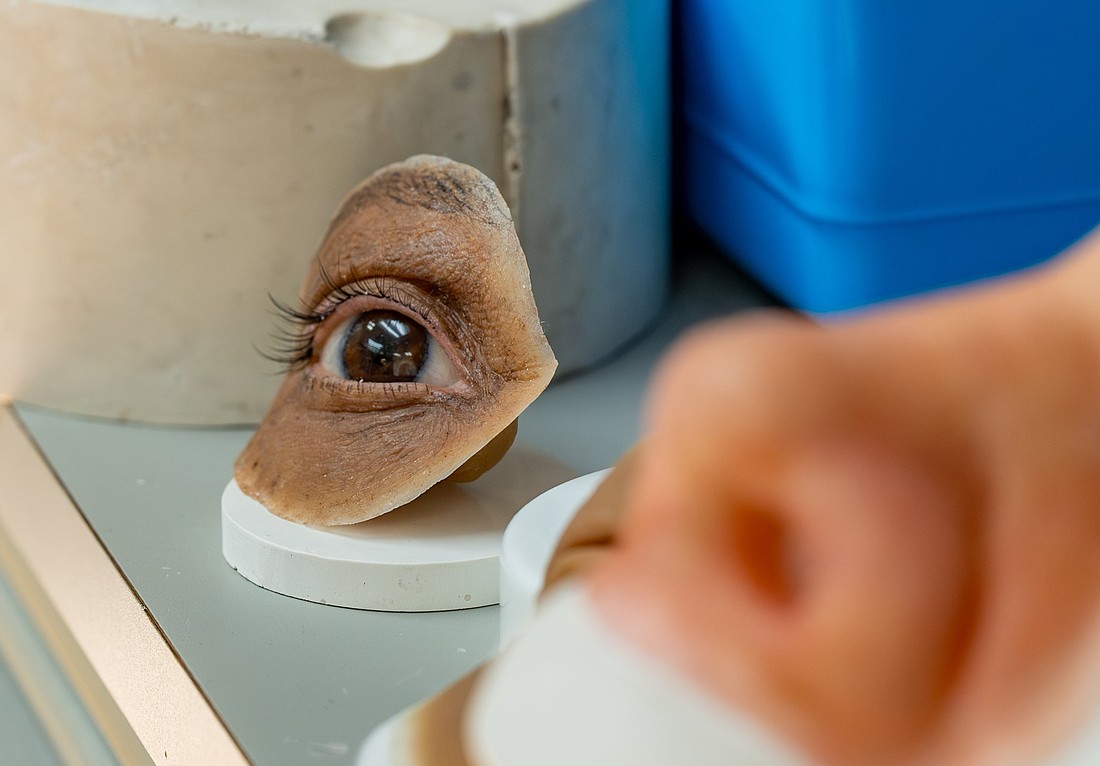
[416,334,461,388]
[319,314,354,378]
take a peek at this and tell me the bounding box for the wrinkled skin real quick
[235,156,556,525]
[394,227,1100,765]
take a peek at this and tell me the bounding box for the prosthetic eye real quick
[319,309,460,388]
[234,156,558,526]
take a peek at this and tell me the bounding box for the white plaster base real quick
[498,470,607,646]
[221,447,574,612]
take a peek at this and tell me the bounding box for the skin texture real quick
[591,227,1100,765]
[235,156,556,525]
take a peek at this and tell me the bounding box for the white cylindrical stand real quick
[222,447,575,612]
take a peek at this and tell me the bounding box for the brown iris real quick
[342,310,427,382]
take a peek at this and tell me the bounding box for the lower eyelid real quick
[303,371,433,404]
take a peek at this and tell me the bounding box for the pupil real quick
[342,310,427,382]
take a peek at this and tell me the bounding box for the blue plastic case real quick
[679,0,1100,312]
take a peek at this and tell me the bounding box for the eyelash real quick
[264,271,436,372]
[264,297,323,371]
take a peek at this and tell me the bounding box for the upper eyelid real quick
[310,276,438,324]
[289,276,443,337]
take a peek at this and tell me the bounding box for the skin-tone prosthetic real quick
[235,156,556,525]
[584,226,1100,766]
[376,227,1100,766]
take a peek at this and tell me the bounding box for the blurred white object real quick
[467,583,812,766]
[0,0,668,423]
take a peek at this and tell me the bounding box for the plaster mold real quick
[0,0,668,423]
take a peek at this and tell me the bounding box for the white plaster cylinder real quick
[0,0,668,423]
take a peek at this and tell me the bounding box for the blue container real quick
[679,0,1100,312]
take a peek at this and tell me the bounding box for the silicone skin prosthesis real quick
[235,156,557,526]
